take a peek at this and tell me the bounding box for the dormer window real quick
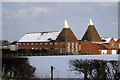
[48,38,52,40]
[102,39,106,42]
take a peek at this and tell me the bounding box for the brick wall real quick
[18,41,79,54]
[81,41,101,55]
[116,39,120,49]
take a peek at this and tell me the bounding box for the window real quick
[40,48,42,50]
[60,48,64,53]
[75,42,78,54]
[23,43,26,45]
[55,48,59,50]
[36,43,38,45]
[62,42,64,45]
[112,43,114,47]
[27,43,29,45]
[68,42,70,52]
[55,42,58,45]
[50,42,53,45]
[72,42,74,53]
[31,43,34,45]
[19,43,21,45]
[36,48,38,50]
[40,43,43,45]
[45,43,48,45]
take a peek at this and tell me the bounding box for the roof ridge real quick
[27,31,59,34]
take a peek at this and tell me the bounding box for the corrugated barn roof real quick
[19,31,60,42]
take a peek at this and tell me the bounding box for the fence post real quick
[51,66,55,80]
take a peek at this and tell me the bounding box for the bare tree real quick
[69,59,119,80]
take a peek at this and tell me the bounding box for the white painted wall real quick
[101,50,107,55]
[112,50,117,55]
[10,45,16,50]
[10,44,18,51]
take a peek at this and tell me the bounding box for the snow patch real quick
[28,55,119,78]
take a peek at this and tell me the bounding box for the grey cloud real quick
[2,2,118,41]
[3,7,49,19]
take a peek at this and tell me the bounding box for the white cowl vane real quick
[64,19,69,28]
[89,18,94,25]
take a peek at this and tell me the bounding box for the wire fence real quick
[34,68,82,78]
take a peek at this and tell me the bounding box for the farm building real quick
[18,19,120,55]
[80,19,109,55]
[101,37,120,54]
[9,41,19,51]
[80,19,120,55]
[19,20,79,54]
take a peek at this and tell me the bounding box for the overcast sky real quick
[2,2,118,42]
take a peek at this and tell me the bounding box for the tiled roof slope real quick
[95,44,108,50]
[82,25,101,41]
[56,28,78,42]
[81,41,100,54]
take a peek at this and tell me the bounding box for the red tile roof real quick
[95,44,108,50]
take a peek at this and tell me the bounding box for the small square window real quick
[50,42,53,45]
[40,43,43,45]
[36,43,38,45]
[55,42,58,45]
[19,43,21,45]
[23,43,26,45]
[31,43,34,45]
[45,43,48,45]
[62,42,64,45]
[27,43,29,45]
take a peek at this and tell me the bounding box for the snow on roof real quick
[19,31,60,42]
[101,37,118,43]
[114,38,118,42]
[101,37,112,43]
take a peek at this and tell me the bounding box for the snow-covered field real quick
[28,55,120,78]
